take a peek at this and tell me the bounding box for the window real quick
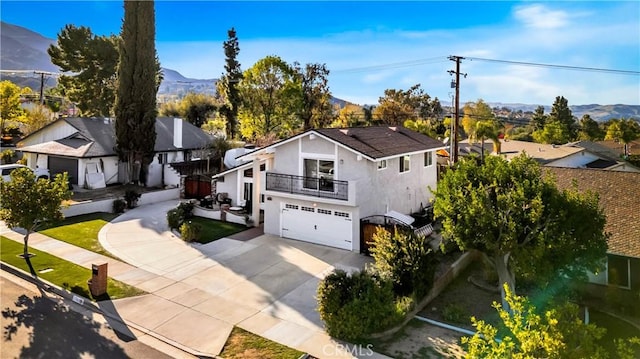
[377,160,387,170]
[318,209,331,215]
[303,159,334,191]
[399,155,410,173]
[334,211,350,218]
[424,151,433,167]
[608,256,630,288]
[285,204,299,210]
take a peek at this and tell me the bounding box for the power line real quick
[332,56,448,74]
[465,57,640,76]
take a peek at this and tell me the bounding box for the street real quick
[0,271,189,359]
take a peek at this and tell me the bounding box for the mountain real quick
[487,102,640,122]
[2,21,638,120]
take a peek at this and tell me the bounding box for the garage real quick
[48,156,79,184]
[281,203,353,250]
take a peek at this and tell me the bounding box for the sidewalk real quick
[1,202,390,359]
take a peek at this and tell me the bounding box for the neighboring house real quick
[546,167,640,291]
[460,139,640,172]
[214,126,446,252]
[595,139,640,157]
[17,117,212,189]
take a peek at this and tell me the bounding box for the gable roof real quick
[545,167,640,259]
[240,126,446,162]
[18,117,212,158]
[314,127,445,160]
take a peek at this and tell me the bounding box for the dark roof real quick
[569,141,620,162]
[314,126,445,159]
[545,167,640,259]
[19,117,212,157]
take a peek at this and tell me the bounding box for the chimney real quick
[174,118,183,148]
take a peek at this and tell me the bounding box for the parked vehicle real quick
[0,164,50,182]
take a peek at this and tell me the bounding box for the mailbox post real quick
[88,262,108,297]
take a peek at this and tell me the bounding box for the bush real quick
[443,302,468,324]
[124,190,141,208]
[166,202,195,230]
[370,227,438,297]
[1,149,15,164]
[167,208,183,230]
[180,221,202,242]
[317,269,404,342]
[112,199,126,214]
[176,201,194,219]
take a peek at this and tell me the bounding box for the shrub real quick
[1,149,15,164]
[124,190,141,208]
[176,201,194,219]
[112,199,126,214]
[443,302,468,324]
[317,269,404,342]
[370,227,437,297]
[180,221,202,242]
[167,208,183,230]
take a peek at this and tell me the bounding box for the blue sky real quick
[2,1,639,106]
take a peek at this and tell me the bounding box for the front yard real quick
[38,212,118,258]
[186,216,247,244]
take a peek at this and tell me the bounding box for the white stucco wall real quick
[215,170,240,206]
[18,121,75,146]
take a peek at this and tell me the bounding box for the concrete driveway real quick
[99,200,376,358]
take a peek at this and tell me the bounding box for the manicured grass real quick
[187,216,247,244]
[1,236,145,301]
[38,212,118,258]
[219,326,304,359]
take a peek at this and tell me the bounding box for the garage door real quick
[281,203,353,250]
[49,156,79,184]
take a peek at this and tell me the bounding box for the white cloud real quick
[513,4,570,29]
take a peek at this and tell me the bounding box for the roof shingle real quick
[545,167,640,259]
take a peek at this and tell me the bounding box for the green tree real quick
[370,227,437,297]
[24,104,55,135]
[605,118,640,157]
[294,62,333,130]
[114,0,161,185]
[0,81,29,136]
[48,25,119,117]
[217,27,243,139]
[532,120,570,144]
[373,84,442,129]
[238,55,300,141]
[180,92,218,128]
[549,96,577,139]
[0,168,71,258]
[529,105,547,131]
[464,284,608,359]
[579,114,605,141]
[461,99,503,161]
[432,155,608,310]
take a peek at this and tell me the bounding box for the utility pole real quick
[33,71,56,105]
[448,56,466,164]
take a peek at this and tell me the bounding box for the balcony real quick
[265,172,349,201]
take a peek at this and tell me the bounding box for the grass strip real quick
[187,216,247,244]
[1,236,145,301]
[38,212,119,259]
[219,326,304,359]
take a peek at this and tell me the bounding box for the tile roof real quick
[19,117,212,157]
[595,139,640,156]
[545,167,640,259]
[314,126,445,159]
[460,139,584,164]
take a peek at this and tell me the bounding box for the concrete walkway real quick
[2,200,388,359]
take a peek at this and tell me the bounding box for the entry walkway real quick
[2,201,387,359]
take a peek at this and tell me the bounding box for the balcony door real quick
[303,159,334,191]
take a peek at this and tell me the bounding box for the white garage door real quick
[281,203,353,250]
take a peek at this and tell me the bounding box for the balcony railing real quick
[265,172,349,201]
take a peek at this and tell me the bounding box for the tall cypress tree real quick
[217,28,242,139]
[114,0,160,184]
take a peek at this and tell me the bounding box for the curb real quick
[1,261,217,359]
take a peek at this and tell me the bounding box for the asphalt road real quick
[0,271,187,359]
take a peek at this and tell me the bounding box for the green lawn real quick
[1,236,145,301]
[187,216,247,244]
[219,326,304,359]
[38,212,118,258]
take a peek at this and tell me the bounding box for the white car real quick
[0,164,50,182]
